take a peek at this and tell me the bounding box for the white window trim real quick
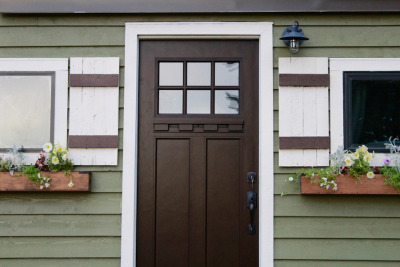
[330,58,400,165]
[122,22,274,267]
[0,58,68,163]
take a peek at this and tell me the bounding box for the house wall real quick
[0,13,400,266]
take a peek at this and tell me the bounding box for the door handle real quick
[246,190,257,235]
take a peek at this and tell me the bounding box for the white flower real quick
[345,157,354,167]
[37,173,41,178]
[55,145,63,153]
[43,143,53,153]
[353,152,360,159]
[326,184,330,190]
[367,171,375,179]
[52,156,59,165]
[356,145,368,154]
[320,183,324,187]
[288,177,294,182]
[45,183,50,188]
[322,177,328,182]
[333,185,338,191]
[68,181,74,187]
[40,185,44,190]
[62,154,68,161]
[364,154,372,163]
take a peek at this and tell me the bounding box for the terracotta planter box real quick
[0,172,90,192]
[301,174,398,195]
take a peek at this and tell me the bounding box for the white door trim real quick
[122,22,274,267]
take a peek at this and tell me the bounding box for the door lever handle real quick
[246,190,257,235]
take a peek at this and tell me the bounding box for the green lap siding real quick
[0,12,399,265]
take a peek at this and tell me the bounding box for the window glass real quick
[344,72,400,151]
[215,62,239,86]
[0,75,52,149]
[159,62,183,86]
[187,90,210,114]
[187,62,211,86]
[215,90,239,114]
[158,90,183,114]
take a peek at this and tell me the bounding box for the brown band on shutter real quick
[68,135,118,148]
[279,137,330,149]
[69,74,119,87]
[279,74,329,87]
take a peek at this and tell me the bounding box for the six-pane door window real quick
[158,61,240,115]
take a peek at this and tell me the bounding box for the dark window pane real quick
[345,72,400,151]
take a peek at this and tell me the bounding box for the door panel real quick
[206,139,241,266]
[156,139,190,266]
[137,40,258,267]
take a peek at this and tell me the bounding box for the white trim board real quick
[122,22,274,267]
[330,58,400,166]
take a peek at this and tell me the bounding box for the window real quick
[330,58,400,165]
[0,73,54,151]
[343,72,400,152]
[0,59,68,161]
[157,61,240,115]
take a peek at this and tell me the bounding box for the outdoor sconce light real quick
[280,21,309,54]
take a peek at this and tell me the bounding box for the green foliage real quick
[1,143,74,190]
[46,144,74,175]
[381,163,400,192]
[347,160,371,179]
[296,167,338,191]
[344,145,374,179]
[0,157,12,172]
[286,145,375,192]
[22,165,51,188]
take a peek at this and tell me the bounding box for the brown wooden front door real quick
[137,40,259,267]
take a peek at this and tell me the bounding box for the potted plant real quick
[287,139,400,195]
[0,143,90,192]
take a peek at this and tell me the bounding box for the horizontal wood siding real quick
[0,13,399,265]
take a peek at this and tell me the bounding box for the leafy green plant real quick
[381,138,400,191]
[345,145,375,179]
[0,143,74,189]
[22,165,51,189]
[287,145,376,192]
[0,146,25,174]
[0,157,12,172]
[293,167,338,191]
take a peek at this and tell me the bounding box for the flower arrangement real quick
[0,142,74,189]
[287,139,400,193]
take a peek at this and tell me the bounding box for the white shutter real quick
[68,57,119,165]
[279,57,329,166]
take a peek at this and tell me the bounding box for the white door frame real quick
[122,22,274,267]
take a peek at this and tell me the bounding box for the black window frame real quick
[343,71,400,153]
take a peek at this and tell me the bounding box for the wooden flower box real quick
[301,174,398,195]
[0,172,91,192]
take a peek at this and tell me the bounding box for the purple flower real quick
[384,158,390,165]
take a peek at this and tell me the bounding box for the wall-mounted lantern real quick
[280,21,309,54]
